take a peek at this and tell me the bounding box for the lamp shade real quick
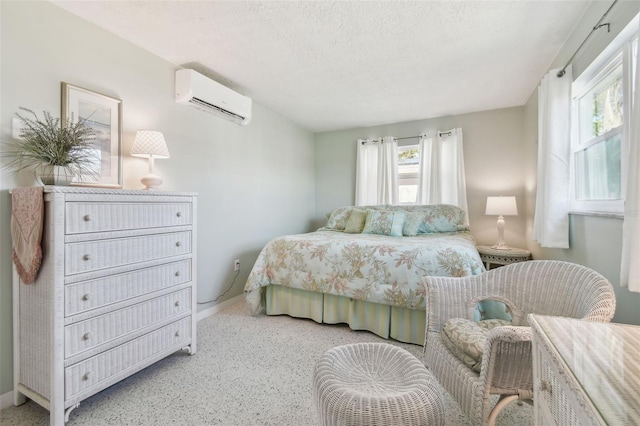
[131,130,170,159]
[485,196,518,216]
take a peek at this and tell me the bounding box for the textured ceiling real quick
[52,0,589,132]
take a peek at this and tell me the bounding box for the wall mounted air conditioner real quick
[175,69,252,125]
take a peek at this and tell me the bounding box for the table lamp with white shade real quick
[131,130,170,190]
[485,196,518,250]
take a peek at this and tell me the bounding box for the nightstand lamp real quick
[485,196,518,250]
[131,130,171,190]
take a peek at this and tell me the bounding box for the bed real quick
[244,204,485,345]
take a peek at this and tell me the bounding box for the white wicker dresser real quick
[12,186,198,426]
[530,314,640,425]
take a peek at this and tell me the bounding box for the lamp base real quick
[491,216,510,250]
[140,173,163,190]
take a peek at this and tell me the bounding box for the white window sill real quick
[569,210,624,219]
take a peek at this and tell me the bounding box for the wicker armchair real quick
[422,260,616,426]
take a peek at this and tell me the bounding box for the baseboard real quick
[196,294,243,322]
[1,390,14,410]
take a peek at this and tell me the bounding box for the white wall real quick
[522,0,640,326]
[314,107,528,249]
[0,1,315,395]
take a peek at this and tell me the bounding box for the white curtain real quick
[533,66,572,248]
[355,137,398,205]
[416,128,469,221]
[355,138,379,206]
[621,21,640,293]
[378,136,399,205]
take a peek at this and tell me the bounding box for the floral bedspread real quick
[245,230,485,314]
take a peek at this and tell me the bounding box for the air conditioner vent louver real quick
[188,97,246,124]
[175,69,252,125]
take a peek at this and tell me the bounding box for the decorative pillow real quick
[418,204,468,234]
[441,318,486,372]
[474,299,513,322]
[361,209,406,237]
[402,211,423,236]
[344,208,367,233]
[325,207,353,231]
[441,318,509,372]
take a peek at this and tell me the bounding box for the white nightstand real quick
[476,245,531,270]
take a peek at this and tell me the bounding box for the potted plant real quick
[4,107,98,185]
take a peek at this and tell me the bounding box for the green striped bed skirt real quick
[265,285,425,345]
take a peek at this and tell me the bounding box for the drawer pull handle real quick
[176,241,182,247]
[82,332,91,341]
[83,254,90,261]
[83,214,91,222]
[175,301,180,307]
[82,372,90,381]
[175,271,181,277]
[175,331,180,337]
[176,212,182,217]
[539,380,552,394]
[82,294,90,301]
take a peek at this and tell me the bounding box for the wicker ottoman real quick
[313,342,444,426]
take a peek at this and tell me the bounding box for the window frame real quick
[397,143,419,205]
[569,21,638,216]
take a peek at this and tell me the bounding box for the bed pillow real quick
[344,208,367,233]
[418,204,468,233]
[402,211,423,236]
[361,209,406,237]
[325,207,353,231]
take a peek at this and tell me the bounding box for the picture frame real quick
[61,82,123,188]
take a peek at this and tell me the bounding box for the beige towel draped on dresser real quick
[11,186,44,284]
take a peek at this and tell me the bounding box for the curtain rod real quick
[557,0,618,78]
[397,131,452,140]
[360,132,452,144]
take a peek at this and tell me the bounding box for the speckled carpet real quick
[0,298,532,425]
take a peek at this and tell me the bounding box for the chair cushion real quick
[441,318,510,372]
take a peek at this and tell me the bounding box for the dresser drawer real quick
[536,346,581,425]
[65,231,191,275]
[65,202,191,234]
[65,260,191,316]
[65,288,191,358]
[65,317,191,399]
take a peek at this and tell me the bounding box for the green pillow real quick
[344,208,367,233]
[361,209,406,237]
[402,212,423,236]
[474,299,513,322]
[325,207,353,231]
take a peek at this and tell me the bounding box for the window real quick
[398,144,419,204]
[570,22,638,215]
[574,54,623,203]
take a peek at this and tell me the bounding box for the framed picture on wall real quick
[61,82,122,188]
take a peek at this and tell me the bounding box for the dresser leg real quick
[51,405,65,426]
[64,403,80,422]
[13,390,27,406]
